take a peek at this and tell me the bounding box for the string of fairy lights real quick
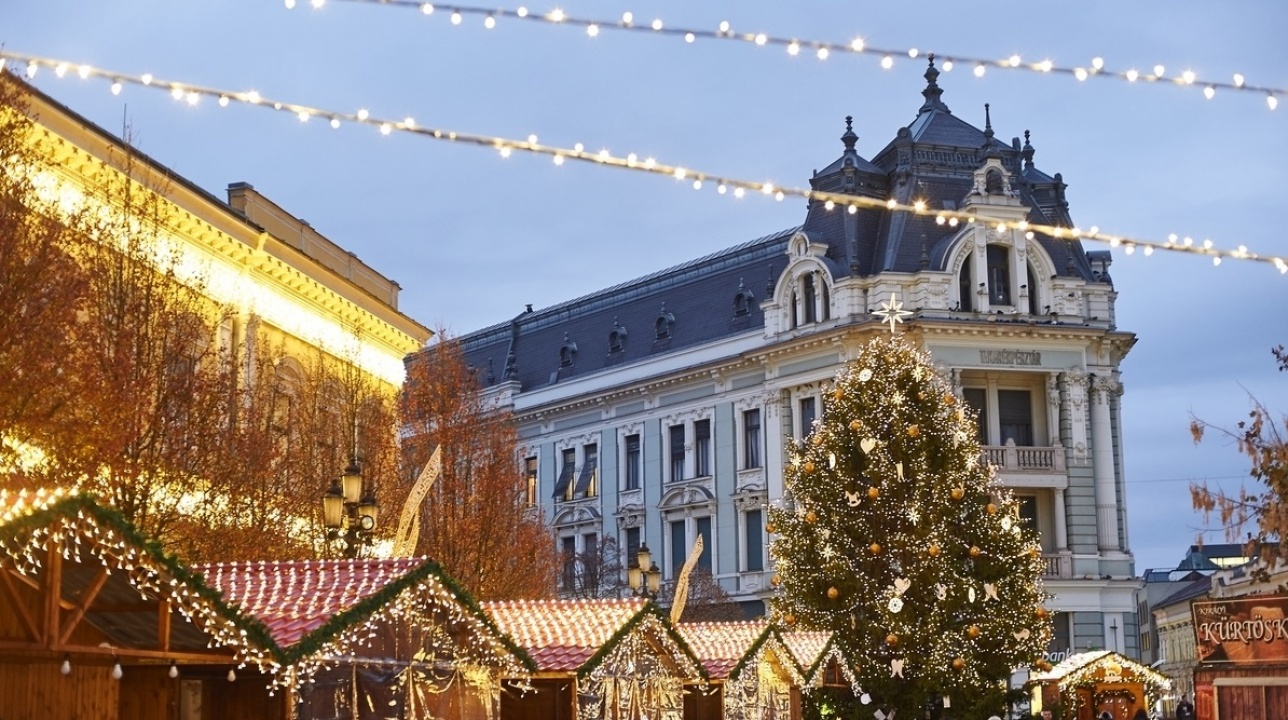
[1,50,1283,274]
[295,0,1285,108]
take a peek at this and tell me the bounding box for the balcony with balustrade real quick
[982,440,1066,475]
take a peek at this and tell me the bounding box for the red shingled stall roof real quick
[781,630,832,676]
[482,598,649,673]
[677,621,772,680]
[198,557,425,648]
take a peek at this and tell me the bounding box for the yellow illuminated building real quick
[16,77,429,392]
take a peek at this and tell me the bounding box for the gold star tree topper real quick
[872,292,913,333]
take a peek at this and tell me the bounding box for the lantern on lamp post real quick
[321,458,379,558]
[627,543,662,598]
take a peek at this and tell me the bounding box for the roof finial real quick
[841,115,858,151]
[1022,129,1035,169]
[919,54,949,114]
[983,103,994,140]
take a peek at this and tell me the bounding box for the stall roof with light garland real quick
[0,490,278,667]
[1029,649,1170,691]
[197,556,534,675]
[678,621,804,683]
[482,598,705,680]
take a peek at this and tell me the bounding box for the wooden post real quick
[43,534,63,648]
[157,600,171,651]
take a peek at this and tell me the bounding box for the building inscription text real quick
[979,349,1042,366]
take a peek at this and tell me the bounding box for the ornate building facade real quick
[457,61,1142,659]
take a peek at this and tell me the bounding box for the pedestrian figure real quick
[1176,694,1195,720]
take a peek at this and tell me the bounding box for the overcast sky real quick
[5,1,1286,574]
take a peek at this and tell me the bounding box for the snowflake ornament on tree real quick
[769,331,1051,719]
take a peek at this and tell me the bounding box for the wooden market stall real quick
[1191,593,1288,720]
[199,556,534,720]
[484,598,707,720]
[0,491,279,720]
[1027,650,1170,720]
[677,621,806,720]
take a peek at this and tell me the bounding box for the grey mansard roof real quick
[441,57,1102,393]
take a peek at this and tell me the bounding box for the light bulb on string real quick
[881,55,893,69]
[169,661,179,679]
[587,23,598,37]
[1126,69,1139,82]
[484,15,495,29]
[111,658,123,680]
[5,48,1281,275]
[60,654,71,676]
[1269,95,1279,110]
[974,64,986,77]
[450,11,461,24]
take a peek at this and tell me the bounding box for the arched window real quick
[1027,263,1039,315]
[608,320,627,353]
[985,168,1005,195]
[655,304,675,339]
[733,281,755,317]
[790,291,799,329]
[559,333,578,367]
[803,274,817,324]
[986,244,1011,305]
[958,257,974,312]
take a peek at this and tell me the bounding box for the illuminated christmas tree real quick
[769,296,1052,719]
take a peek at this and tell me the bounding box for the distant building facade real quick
[456,60,1141,658]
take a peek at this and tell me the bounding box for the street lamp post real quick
[321,458,379,558]
[627,543,662,598]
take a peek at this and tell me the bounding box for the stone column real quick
[1090,374,1122,551]
[1046,374,1061,446]
[1061,369,1089,463]
[1053,487,1069,552]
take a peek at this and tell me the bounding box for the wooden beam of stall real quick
[0,639,242,664]
[59,567,109,646]
[0,566,41,642]
[42,538,63,648]
[157,599,171,651]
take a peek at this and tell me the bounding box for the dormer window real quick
[608,319,627,353]
[655,303,675,339]
[733,280,755,317]
[559,333,578,367]
[985,168,1005,195]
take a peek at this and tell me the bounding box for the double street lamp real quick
[627,543,662,598]
[321,458,379,558]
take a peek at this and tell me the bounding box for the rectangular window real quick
[694,419,711,477]
[524,456,538,507]
[743,409,762,469]
[745,509,764,572]
[624,434,641,490]
[624,527,641,572]
[695,516,712,572]
[1048,611,1071,658]
[561,536,577,590]
[1016,495,1039,529]
[998,389,1034,446]
[582,532,599,590]
[553,448,576,501]
[669,424,686,481]
[669,520,686,575]
[799,397,816,440]
[575,443,598,498]
[963,388,988,445]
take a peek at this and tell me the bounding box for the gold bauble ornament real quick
[928,544,941,557]
[784,614,797,626]
[771,574,781,586]
[827,586,839,599]
[806,511,818,524]
[804,461,816,473]
[951,487,965,500]
[833,388,844,400]
[812,434,824,446]
[967,625,981,639]
[869,542,882,555]
[849,419,861,431]
[945,393,956,405]
[867,486,880,500]
[952,657,965,671]
[765,522,777,534]
[1036,607,1049,620]
[885,633,899,646]
[969,545,981,558]
[907,424,920,437]
[986,503,998,514]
